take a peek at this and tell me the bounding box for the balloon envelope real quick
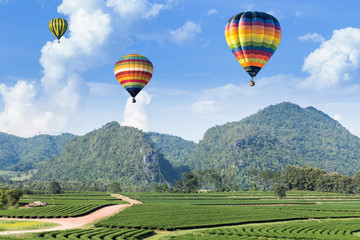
[49,18,68,43]
[114,54,153,102]
[225,11,281,79]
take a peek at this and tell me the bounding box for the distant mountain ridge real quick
[187,102,360,185]
[32,122,177,186]
[0,132,76,171]
[2,102,360,187]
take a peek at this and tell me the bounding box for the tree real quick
[47,181,61,194]
[247,168,259,190]
[273,184,286,200]
[174,172,201,193]
[259,170,275,191]
[108,182,121,193]
[0,188,23,209]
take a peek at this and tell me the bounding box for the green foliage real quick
[273,183,286,200]
[32,122,177,186]
[187,102,360,187]
[0,192,126,218]
[36,228,154,240]
[108,182,121,193]
[0,132,76,171]
[0,188,23,209]
[172,219,360,240]
[47,181,61,194]
[285,165,355,194]
[95,201,360,230]
[148,132,196,170]
[3,102,360,190]
[174,172,201,193]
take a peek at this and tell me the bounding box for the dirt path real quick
[0,194,142,235]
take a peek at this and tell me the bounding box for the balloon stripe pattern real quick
[225,11,281,78]
[114,54,153,99]
[49,18,68,42]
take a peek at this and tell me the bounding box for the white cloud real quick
[121,91,151,131]
[207,8,218,16]
[106,0,172,19]
[299,27,360,90]
[298,33,325,43]
[192,100,219,114]
[242,4,254,11]
[169,21,201,45]
[87,82,118,97]
[333,114,342,121]
[0,0,112,137]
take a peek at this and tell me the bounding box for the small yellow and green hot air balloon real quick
[49,18,68,43]
[225,11,281,86]
[114,54,154,103]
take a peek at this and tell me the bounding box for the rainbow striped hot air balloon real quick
[225,11,281,86]
[114,54,153,103]
[49,18,68,43]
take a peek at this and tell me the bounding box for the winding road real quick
[0,194,141,235]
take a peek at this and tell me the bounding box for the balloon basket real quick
[132,98,136,103]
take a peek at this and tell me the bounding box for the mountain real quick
[4,101,360,188]
[187,102,360,185]
[147,132,196,171]
[0,132,76,171]
[32,122,177,186]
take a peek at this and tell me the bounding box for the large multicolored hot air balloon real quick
[49,18,68,43]
[225,11,281,86]
[114,54,154,103]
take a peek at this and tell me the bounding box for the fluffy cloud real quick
[299,27,360,90]
[333,114,342,121]
[192,100,219,114]
[121,91,151,131]
[298,33,325,43]
[169,21,202,45]
[0,0,112,137]
[106,0,172,19]
[207,8,218,16]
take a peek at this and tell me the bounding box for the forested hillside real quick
[148,132,196,171]
[187,102,360,186]
[0,132,76,171]
[3,102,360,188]
[32,122,177,186]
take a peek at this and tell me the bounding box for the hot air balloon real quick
[114,54,154,103]
[225,11,281,86]
[49,18,68,43]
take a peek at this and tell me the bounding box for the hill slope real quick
[0,132,76,171]
[33,122,177,186]
[147,132,196,171]
[188,102,360,185]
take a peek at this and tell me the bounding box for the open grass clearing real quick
[0,220,57,232]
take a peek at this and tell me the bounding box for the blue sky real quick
[0,0,360,142]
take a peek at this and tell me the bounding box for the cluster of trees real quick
[0,188,23,209]
[0,179,127,193]
[45,181,122,194]
[248,165,360,195]
[284,165,360,194]
[153,169,238,193]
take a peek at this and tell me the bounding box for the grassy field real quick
[167,218,360,240]
[0,220,57,231]
[0,192,128,218]
[4,191,360,239]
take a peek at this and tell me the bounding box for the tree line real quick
[153,169,239,193]
[247,165,360,194]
